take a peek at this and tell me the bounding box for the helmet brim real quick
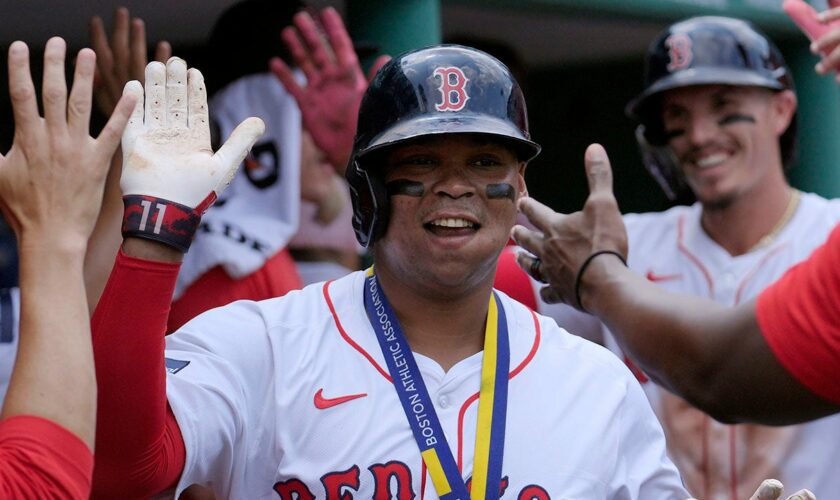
[626,67,786,120]
[355,113,542,164]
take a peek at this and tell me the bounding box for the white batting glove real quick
[120,57,264,251]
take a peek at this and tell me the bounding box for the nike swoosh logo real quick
[314,388,367,410]
[645,270,683,282]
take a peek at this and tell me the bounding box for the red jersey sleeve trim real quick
[0,415,93,500]
[757,224,840,405]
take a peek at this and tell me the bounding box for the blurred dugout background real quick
[0,0,837,287]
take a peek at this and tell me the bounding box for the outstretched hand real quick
[0,38,135,248]
[270,7,389,171]
[120,58,264,253]
[511,144,627,309]
[90,6,171,117]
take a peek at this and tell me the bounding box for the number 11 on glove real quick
[120,57,264,252]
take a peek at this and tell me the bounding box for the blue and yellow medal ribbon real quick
[363,267,509,499]
[470,293,509,499]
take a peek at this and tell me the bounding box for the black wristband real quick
[574,250,627,312]
[122,193,215,252]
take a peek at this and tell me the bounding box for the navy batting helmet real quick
[627,16,797,200]
[346,44,541,247]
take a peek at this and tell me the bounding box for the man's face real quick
[373,134,526,294]
[661,85,794,208]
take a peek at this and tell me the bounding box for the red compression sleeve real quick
[0,415,92,500]
[168,247,302,332]
[757,223,840,405]
[91,250,186,498]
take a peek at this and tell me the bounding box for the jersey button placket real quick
[437,394,450,409]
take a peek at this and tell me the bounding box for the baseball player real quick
[512,16,840,500]
[0,37,134,497]
[89,47,689,499]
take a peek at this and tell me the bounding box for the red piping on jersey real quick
[729,426,738,500]
[323,280,393,382]
[702,416,710,500]
[677,220,792,499]
[421,460,427,499]
[326,281,541,483]
[677,216,715,297]
[456,309,542,471]
[726,242,787,499]
[733,243,789,305]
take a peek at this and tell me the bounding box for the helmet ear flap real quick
[634,126,693,202]
[346,159,390,248]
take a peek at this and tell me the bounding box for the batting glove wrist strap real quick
[121,193,216,252]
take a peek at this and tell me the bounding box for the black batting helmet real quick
[627,16,797,200]
[346,44,541,247]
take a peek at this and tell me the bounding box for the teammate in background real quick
[541,17,839,500]
[501,16,839,499]
[163,0,306,332]
[89,42,689,498]
[511,17,840,435]
[0,37,134,498]
[167,2,386,331]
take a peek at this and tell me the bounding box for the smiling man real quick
[606,16,840,500]
[89,45,687,499]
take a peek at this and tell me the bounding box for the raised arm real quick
[91,57,263,497]
[512,144,839,425]
[270,7,389,172]
[0,37,133,497]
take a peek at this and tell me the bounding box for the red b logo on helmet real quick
[434,67,470,112]
[665,34,693,72]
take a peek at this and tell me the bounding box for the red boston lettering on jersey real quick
[273,478,315,499]
[645,270,683,282]
[665,33,693,72]
[321,465,361,500]
[369,461,414,500]
[314,388,368,410]
[434,67,470,112]
[518,484,550,500]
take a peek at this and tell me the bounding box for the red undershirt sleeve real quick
[757,223,840,405]
[0,415,92,500]
[90,250,186,498]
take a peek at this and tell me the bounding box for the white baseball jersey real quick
[601,192,840,500]
[0,287,19,404]
[164,271,688,499]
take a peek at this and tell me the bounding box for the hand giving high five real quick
[120,58,264,252]
[270,7,389,171]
